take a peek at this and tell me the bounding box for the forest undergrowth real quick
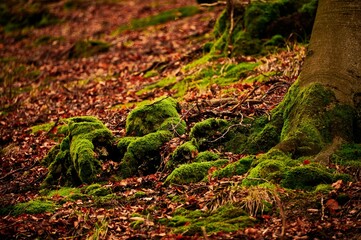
[0,0,360,239]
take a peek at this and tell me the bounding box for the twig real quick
[200,1,227,7]
[321,196,325,221]
[207,113,248,143]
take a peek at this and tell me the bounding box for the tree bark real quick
[301,0,361,105]
[269,0,361,161]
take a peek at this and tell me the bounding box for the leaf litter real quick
[0,0,360,239]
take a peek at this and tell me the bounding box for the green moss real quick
[213,155,254,178]
[243,159,289,186]
[159,117,186,135]
[134,191,146,198]
[331,143,361,164]
[164,159,228,185]
[264,34,285,47]
[85,183,111,197]
[117,137,138,159]
[245,122,282,154]
[115,6,200,34]
[194,151,219,162]
[244,2,281,39]
[137,77,178,95]
[126,97,183,136]
[167,204,254,235]
[281,165,334,190]
[121,130,173,177]
[42,144,60,167]
[266,81,355,158]
[143,70,159,78]
[232,31,262,55]
[314,184,333,194]
[299,0,318,15]
[43,116,115,187]
[168,141,198,169]
[31,122,55,134]
[47,187,81,198]
[68,40,110,58]
[190,118,230,148]
[12,200,57,215]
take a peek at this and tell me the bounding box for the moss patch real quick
[281,164,334,190]
[190,118,230,149]
[213,155,254,179]
[120,130,173,177]
[273,81,355,158]
[164,204,254,235]
[126,97,184,136]
[167,140,198,170]
[42,116,115,187]
[85,183,111,197]
[164,159,228,185]
[31,121,56,134]
[0,200,58,216]
[195,151,219,162]
[209,0,317,56]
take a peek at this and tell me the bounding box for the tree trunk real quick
[270,0,361,161]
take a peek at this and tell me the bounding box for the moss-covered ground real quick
[1,0,360,239]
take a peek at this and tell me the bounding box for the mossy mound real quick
[42,116,115,187]
[120,130,173,177]
[118,97,186,177]
[190,118,230,149]
[331,144,361,179]
[213,155,254,179]
[240,149,351,190]
[164,159,228,185]
[84,183,111,197]
[167,140,198,169]
[126,97,185,137]
[281,165,334,190]
[195,151,219,162]
[0,200,57,216]
[68,40,111,58]
[164,204,254,235]
[243,159,289,186]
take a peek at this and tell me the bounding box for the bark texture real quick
[272,0,361,160]
[301,0,361,104]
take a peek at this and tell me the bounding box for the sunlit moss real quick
[43,116,115,187]
[85,183,111,197]
[165,204,254,235]
[213,155,254,178]
[6,200,57,216]
[194,151,219,162]
[119,130,173,177]
[126,97,183,136]
[164,159,228,185]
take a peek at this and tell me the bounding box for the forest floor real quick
[0,0,360,239]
